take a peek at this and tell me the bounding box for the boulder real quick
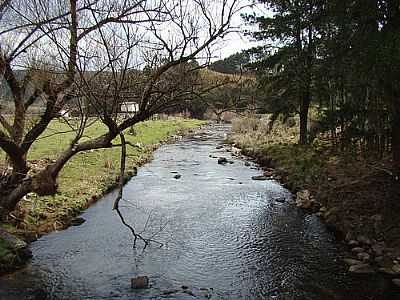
[349,264,375,274]
[348,240,359,247]
[216,145,223,149]
[244,162,251,167]
[357,252,371,262]
[131,276,149,289]
[0,230,32,268]
[70,217,86,226]
[264,170,274,177]
[295,190,313,209]
[357,235,372,245]
[173,174,181,179]
[351,247,365,253]
[231,146,241,155]
[0,230,27,251]
[392,279,400,288]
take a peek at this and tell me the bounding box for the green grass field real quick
[1,118,205,234]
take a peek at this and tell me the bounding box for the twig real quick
[113,133,162,248]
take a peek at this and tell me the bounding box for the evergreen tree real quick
[244,0,324,144]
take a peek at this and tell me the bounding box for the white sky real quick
[214,11,257,59]
[213,1,270,61]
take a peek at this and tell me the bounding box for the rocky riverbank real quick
[0,229,32,274]
[227,117,400,287]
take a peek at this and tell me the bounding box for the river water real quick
[0,125,398,300]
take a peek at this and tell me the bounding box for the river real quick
[0,125,398,299]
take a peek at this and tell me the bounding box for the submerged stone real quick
[131,276,149,289]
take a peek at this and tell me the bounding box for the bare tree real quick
[0,0,240,236]
[196,72,256,123]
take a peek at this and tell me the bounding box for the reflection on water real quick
[0,125,398,300]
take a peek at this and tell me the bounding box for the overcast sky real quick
[212,1,270,61]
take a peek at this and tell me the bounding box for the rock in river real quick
[70,217,86,226]
[131,276,149,289]
[218,157,228,165]
[349,264,375,274]
[174,174,182,179]
[162,289,179,295]
[251,175,268,181]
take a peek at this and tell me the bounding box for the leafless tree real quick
[0,0,241,244]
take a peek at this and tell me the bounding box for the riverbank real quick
[0,118,206,274]
[228,117,400,281]
[3,123,395,300]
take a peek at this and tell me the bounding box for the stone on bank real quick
[0,229,32,273]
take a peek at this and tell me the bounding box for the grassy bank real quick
[0,118,205,272]
[229,116,400,251]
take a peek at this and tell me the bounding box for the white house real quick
[120,102,139,114]
[60,109,69,118]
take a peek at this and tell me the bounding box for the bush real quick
[232,117,260,133]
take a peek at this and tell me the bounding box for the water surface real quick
[0,125,398,299]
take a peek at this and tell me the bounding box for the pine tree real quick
[244,0,324,144]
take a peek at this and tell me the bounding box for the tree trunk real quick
[392,97,400,177]
[299,91,311,145]
[0,181,33,221]
[215,111,223,123]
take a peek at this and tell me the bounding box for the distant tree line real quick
[209,51,251,75]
